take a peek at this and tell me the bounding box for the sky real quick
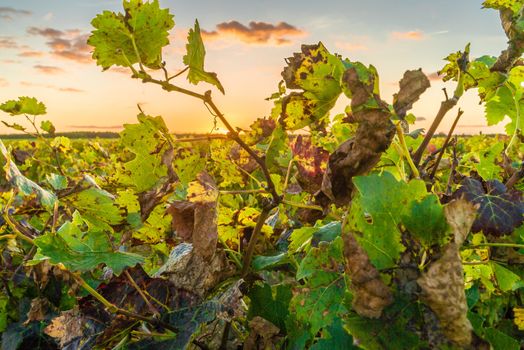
[0,0,511,134]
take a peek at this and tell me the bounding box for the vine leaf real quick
[279,42,345,130]
[184,19,224,94]
[32,217,144,275]
[392,69,430,117]
[88,0,174,70]
[291,135,329,193]
[343,231,393,318]
[454,177,524,236]
[0,96,46,116]
[0,140,57,209]
[290,237,347,339]
[401,194,449,247]
[349,172,428,269]
[417,198,477,347]
[117,113,168,192]
[247,282,292,331]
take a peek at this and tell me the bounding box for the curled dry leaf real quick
[417,198,477,347]
[155,243,233,297]
[167,171,219,260]
[393,69,431,117]
[343,231,393,318]
[24,297,50,324]
[319,66,395,206]
[244,316,281,350]
[44,308,86,348]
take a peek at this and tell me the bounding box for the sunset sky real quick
[0,0,510,134]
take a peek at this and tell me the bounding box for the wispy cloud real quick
[391,30,425,41]
[201,20,306,46]
[0,7,31,20]
[43,12,53,21]
[34,65,64,74]
[27,26,91,63]
[0,78,8,87]
[0,36,20,49]
[18,50,44,58]
[335,41,369,52]
[20,81,83,93]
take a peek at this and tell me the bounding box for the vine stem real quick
[429,108,464,179]
[124,270,160,316]
[467,243,524,249]
[281,199,323,212]
[71,272,178,333]
[413,72,464,167]
[395,122,420,179]
[241,206,271,277]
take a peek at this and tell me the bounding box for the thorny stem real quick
[429,108,464,179]
[395,122,420,179]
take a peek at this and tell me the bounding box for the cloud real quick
[415,117,426,121]
[0,36,20,49]
[335,41,369,52]
[27,26,92,63]
[0,78,8,87]
[391,30,425,41]
[20,81,83,93]
[34,65,64,74]
[67,125,123,130]
[201,20,305,46]
[18,50,44,58]
[43,12,53,21]
[0,7,31,20]
[1,59,20,64]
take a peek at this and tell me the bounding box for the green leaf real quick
[350,172,428,269]
[401,194,449,247]
[40,120,55,135]
[482,0,524,15]
[33,231,143,274]
[68,188,123,226]
[0,96,46,116]
[310,318,357,350]
[0,296,7,332]
[89,0,174,69]
[483,327,520,350]
[118,113,168,192]
[46,173,67,191]
[289,226,318,253]
[247,282,292,331]
[183,19,224,94]
[475,141,504,181]
[1,121,26,132]
[252,253,289,271]
[491,263,521,292]
[280,43,345,130]
[0,140,57,209]
[291,238,347,336]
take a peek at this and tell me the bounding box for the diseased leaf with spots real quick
[279,43,345,130]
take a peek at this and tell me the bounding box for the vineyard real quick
[0,0,523,349]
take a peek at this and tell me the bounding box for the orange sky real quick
[0,0,511,135]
